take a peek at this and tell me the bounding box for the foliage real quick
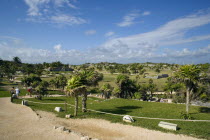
[116,74,138,99]
[180,111,193,120]
[145,79,157,100]
[88,87,100,93]
[137,84,148,100]
[100,83,113,99]
[175,65,202,113]
[172,94,186,103]
[13,56,22,64]
[35,81,49,99]
[164,77,183,95]
[55,74,67,90]
[21,74,42,87]
[65,75,86,116]
[200,93,209,102]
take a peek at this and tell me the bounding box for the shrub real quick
[200,93,208,102]
[172,94,185,103]
[89,87,100,93]
[180,111,193,120]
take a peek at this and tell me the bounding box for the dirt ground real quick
[0,97,200,140]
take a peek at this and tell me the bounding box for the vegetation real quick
[1,57,210,139]
[12,96,210,139]
[174,65,203,114]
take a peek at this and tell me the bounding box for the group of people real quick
[10,87,20,102]
[10,86,33,101]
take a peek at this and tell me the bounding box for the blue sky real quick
[0,0,210,64]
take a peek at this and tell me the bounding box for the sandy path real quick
[0,97,200,140]
[0,98,81,140]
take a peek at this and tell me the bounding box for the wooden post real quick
[65,101,67,113]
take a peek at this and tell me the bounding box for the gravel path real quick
[0,97,200,140]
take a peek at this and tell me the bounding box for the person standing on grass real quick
[27,87,32,97]
[10,87,15,102]
[15,87,20,98]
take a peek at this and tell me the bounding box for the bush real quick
[200,93,208,102]
[180,111,193,120]
[89,87,100,93]
[172,94,185,103]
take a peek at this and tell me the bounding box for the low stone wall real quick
[191,101,210,107]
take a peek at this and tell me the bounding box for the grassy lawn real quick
[13,96,210,139]
[0,78,34,97]
[98,73,167,91]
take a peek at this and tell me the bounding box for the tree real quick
[2,62,16,80]
[78,69,103,112]
[146,79,157,100]
[13,56,22,64]
[22,64,35,75]
[164,77,182,95]
[34,64,44,76]
[174,65,201,114]
[55,75,67,90]
[35,81,49,99]
[137,84,148,101]
[100,83,113,99]
[113,87,121,98]
[21,74,42,88]
[49,79,57,90]
[65,76,86,116]
[116,74,137,99]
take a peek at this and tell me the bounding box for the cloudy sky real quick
[0,0,210,64]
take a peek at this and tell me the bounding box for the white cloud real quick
[24,0,85,26]
[24,0,50,16]
[24,0,77,16]
[2,10,210,64]
[1,36,210,64]
[54,44,61,50]
[53,0,77,9]
[117,11,140,27]
[85,30,96,35]
[117,10,151,27]
[51,14,86,25]
[105,31,115,37]
[106,10,210,50]
[142,11,151,16]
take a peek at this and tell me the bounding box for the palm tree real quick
[78,69,103,112]
[113,87,121,98]
[65,76,86,116]
[116,74,137,99]
[146,79,157,100]
[175,65,201,114]
[100,83,113,99]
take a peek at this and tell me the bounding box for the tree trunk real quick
[82,93,87,112]
[74,95,78,116]
[186,88,190,114]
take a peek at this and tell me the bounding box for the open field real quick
[12,96,210,139]
[98,73,168,91]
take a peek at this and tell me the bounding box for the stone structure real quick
[158,121,177,131]
[123,115,134,123]
[54,107,62,112]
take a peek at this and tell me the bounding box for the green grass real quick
[13,96,210,139]
[98,73,168,91]
[0,78,32,97]
[48,90,65,95]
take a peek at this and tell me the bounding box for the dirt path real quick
[0,98,200,140]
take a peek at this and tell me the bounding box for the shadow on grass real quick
[44,98,65,102]
[99,105,141,115]
[199,107,210,113]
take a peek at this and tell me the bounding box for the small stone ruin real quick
[123,115,134,123]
